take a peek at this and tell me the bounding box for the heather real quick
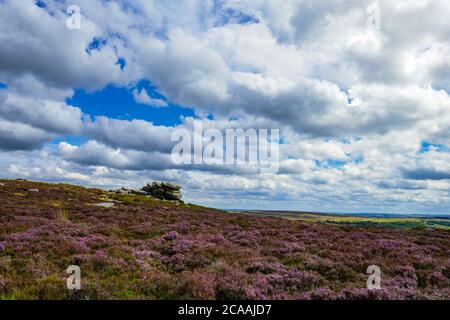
[0,180,449,300]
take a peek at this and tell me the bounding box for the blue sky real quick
[67,82,195,127]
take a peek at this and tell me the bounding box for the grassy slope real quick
[0,180,449,300]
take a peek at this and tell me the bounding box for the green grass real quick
[239,211,450,230]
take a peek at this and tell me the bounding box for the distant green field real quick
[236,211,450,230]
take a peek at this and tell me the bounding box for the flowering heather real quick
[0,180,449,300]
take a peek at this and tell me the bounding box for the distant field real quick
[235,210,450,230]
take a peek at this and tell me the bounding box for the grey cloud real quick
[0,119,55,151]
[402,168,450,181]
[0,0,126,91]
[0,91,82,135]
[59,140,173,171]
[58,139,269,175]
[0,75,83,150]
[229,76,437,137]
[376,179,426,190]
[84,116,176,153]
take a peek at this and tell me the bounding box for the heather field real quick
[0,180,449,300]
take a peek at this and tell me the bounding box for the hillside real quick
[0,180,449,300]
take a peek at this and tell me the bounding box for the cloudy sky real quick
[1,0,450,213]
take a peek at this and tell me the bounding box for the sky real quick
[0,0,450,214]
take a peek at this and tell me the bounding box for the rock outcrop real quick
[114,188,147,196]
[112,182,183,202]
[142,182,182,201]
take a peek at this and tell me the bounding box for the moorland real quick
[0,179,448,300]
